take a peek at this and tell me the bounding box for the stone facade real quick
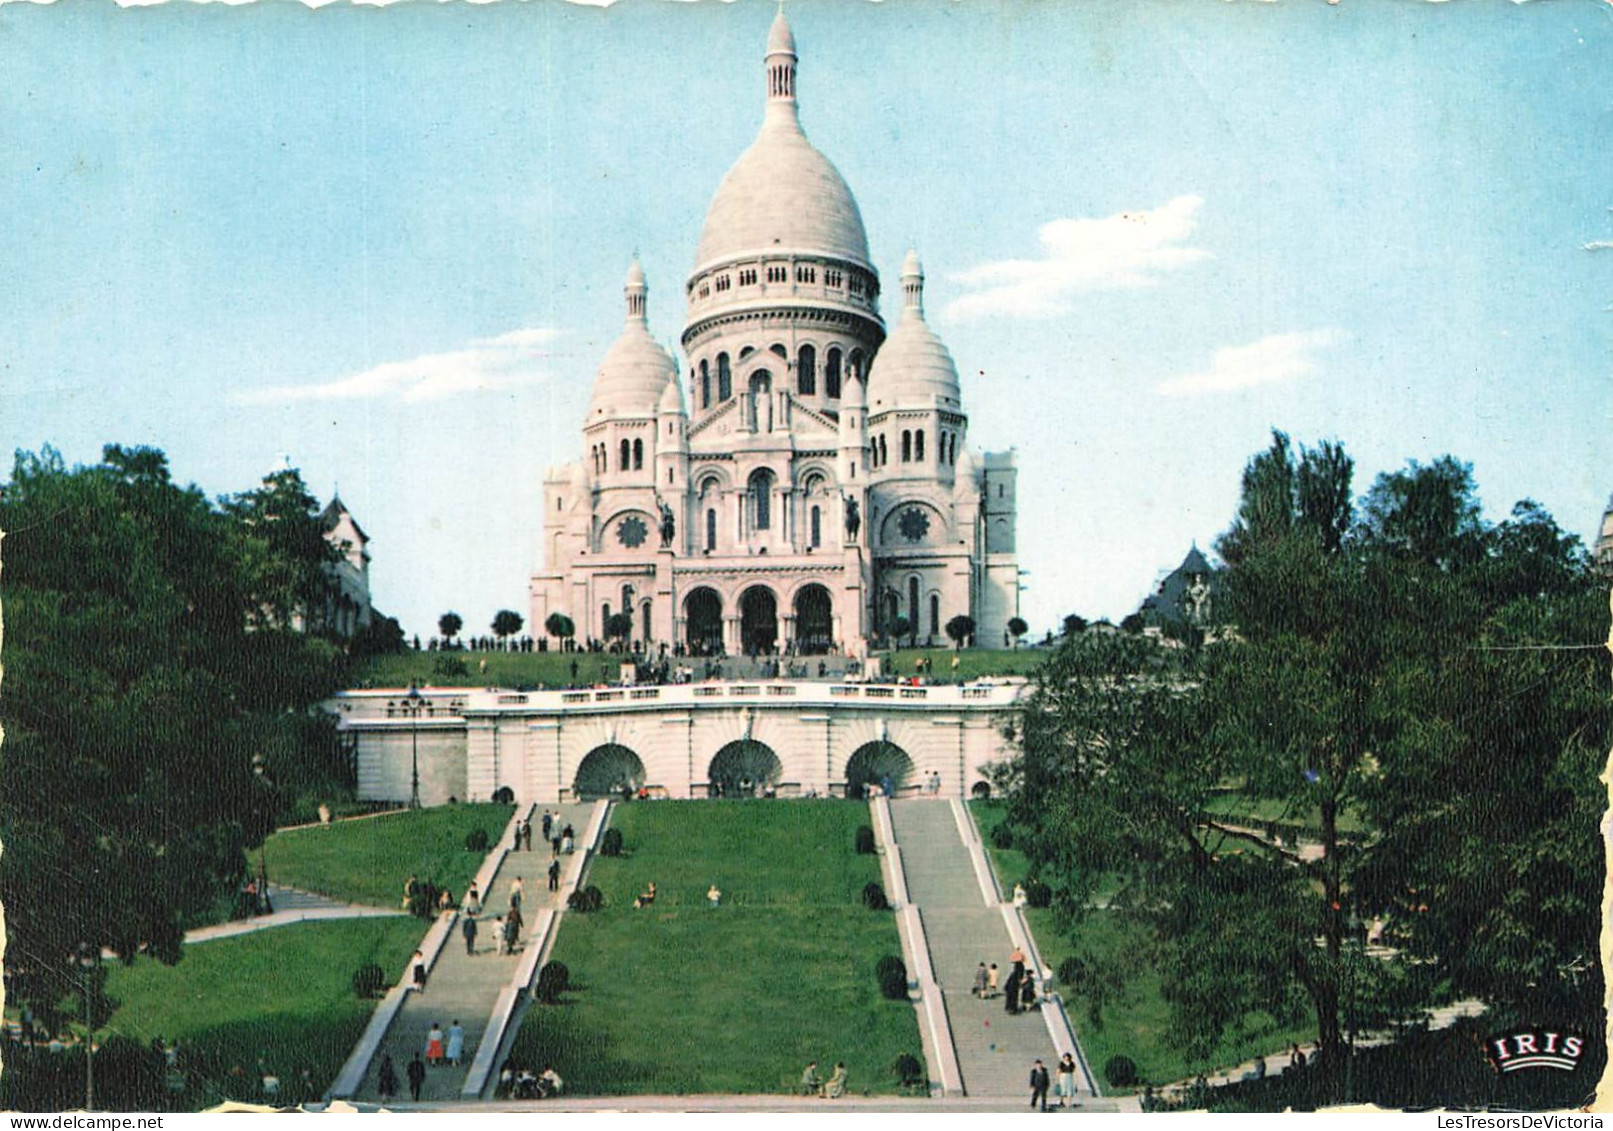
[530,12,1019,660]
[333,682,1023,806]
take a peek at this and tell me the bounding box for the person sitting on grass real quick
[538,1066,563,1098]
[801,1060,823,1095]
[633,882,657,909]
[823,1061,848,1099]
[707,884,722,908]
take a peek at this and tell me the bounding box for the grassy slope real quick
[969,802,1313,1089]
[103,918,424,1109]
[877,647,1045,680]
[509,801,922,1095]
[264,804,512,907]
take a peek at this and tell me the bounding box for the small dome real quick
[867,251,961,410]
[954,447,979,492]
[841,369,866,410]
[587,261,677,422]
[692,14,871,273]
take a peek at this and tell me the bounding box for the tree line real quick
[994,432,1605,1100]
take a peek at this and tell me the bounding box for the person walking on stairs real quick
[548,858,561,893]
[446,1020,465,1067]
[462,913,478,956]
[973,962,989,998]
[376,1054,398,1104]
[406,1053,426,1102]
[1029,1059,1051,1112]
[1055,1052,1078,1108]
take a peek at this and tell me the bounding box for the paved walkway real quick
[352,804,590,1104]
[171,887,404,948]
[886,801,1062,1102]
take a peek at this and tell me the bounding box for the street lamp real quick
[405,683,423,809]
[1344,909,1362,1104]
[76,942,98,1111]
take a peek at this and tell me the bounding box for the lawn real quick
[507,801,924,1096]
[355,650,619,690]
[877,647,1045,681]
[264,803,512,908]
[969,802,1314,1091]
[84,919,422,1110]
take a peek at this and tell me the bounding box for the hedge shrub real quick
[1104,1054,1139,1088]
[989,822,1014,850]
[465,828,490,852]
[568,884,603,913]
[1024,879,1052,908]
[893,1053,924,1089]
[535,960,570,1004]
[351,963,386,999]
[861,881,890,911]
[600,828,624,857]
[875,955,909,1000]
[854,825,877,855]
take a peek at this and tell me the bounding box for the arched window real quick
[718,353,732,401]
[798,344,816,395]
[826,348,842,398]
[879,435,888,466]
[849,349,865,383]
[700,360,710,409]
[622,584,634,614]
[770,343,787,358]
[915,430,925,461]
[633,438,644,470]
[810,505,821,548]
[930,593,940,637]
[620,439,631,471]
[602,602,612,635]
[908,577,919,632]
[668,468,674,484]
[705,508,717,552]
[749,370,771,395]
[750,468,774,531]
[901,431,912,462]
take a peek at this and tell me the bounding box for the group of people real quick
[373,1018,465,1105]
[630,882,723,909]
[800,1060,849,1098]
[515,811,576,857]
[973,947,1041,1014]
[498,1063,564,1099]
[1027,1053,1081,1110]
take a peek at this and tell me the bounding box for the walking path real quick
[170,887,404,949]
[349,803,592,1104]
[885,800,1071,1102]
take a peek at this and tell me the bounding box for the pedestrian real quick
[551,834,562,858]
[547,858,561,892]
[509,875,524,912]
[1055,1052,1078,1108]
[425,1022,445,1067]
[1004,967,1021,1014]
[406,1053,426,1101]
[507,905,524,951]
[824,1061,848,1099]
[561,824,575,853]
[446,1021,465,1067]
[973,962,989,998]
[462,913,478,956]
[376,1054,399,1103]
[412,950,428,994]
[541,810,554,842]
[512,820,525,851]
[524,820,534,851]
[492,914,507,957]
[463,885,481,916]
[1013,883,1028,909]
[987,962,1000,997]
[1029,1059,1050,1111]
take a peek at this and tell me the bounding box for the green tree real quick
[438,611,464,646]
[220,465,340,634]
[887,614,911,645]
[0,446,344,1035]
[1007,616,1029,648]
[1061,614,1087,637]
[544,612,576,650]
[604,611,634,647]
[945,614,975,649]
[492,609,524,644]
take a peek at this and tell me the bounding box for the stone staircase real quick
[350,803,591,1103]
[886,801,1058,1101]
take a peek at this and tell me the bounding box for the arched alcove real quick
[573,743,646,800]
[708,740,783,798]
[845,741,915,798]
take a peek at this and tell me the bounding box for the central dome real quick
[692,11,871,274]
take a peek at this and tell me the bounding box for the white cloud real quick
[234,327,564,405]
[1155,329,1346,397]
[1582,240,1613,251]
[943,195,1210,321]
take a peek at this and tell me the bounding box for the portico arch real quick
[793,584,834,654]
[708,740,782,798]
[740,585,778,655]
[846,741,915,798]
[684,587,723,655]
[573,743,646,800]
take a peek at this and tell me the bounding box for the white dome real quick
[658,370,686,415]
[867,251,962,410]
[693,13,871,273]
[587,260,677,422]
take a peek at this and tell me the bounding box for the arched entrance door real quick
[573,743,646,800]
[708,740,782,798]
[845,741,915,798]
[794,584,834,655]
[685,587,723,655]
[740,585,777,655]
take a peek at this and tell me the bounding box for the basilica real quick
[531,11,1020,658]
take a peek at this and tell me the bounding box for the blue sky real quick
[2,0,1609,640]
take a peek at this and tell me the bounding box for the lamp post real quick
[77,943,97,1112]
[405,683,423,809]
[1344,909,1362,1104]
[252,752,270,913]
